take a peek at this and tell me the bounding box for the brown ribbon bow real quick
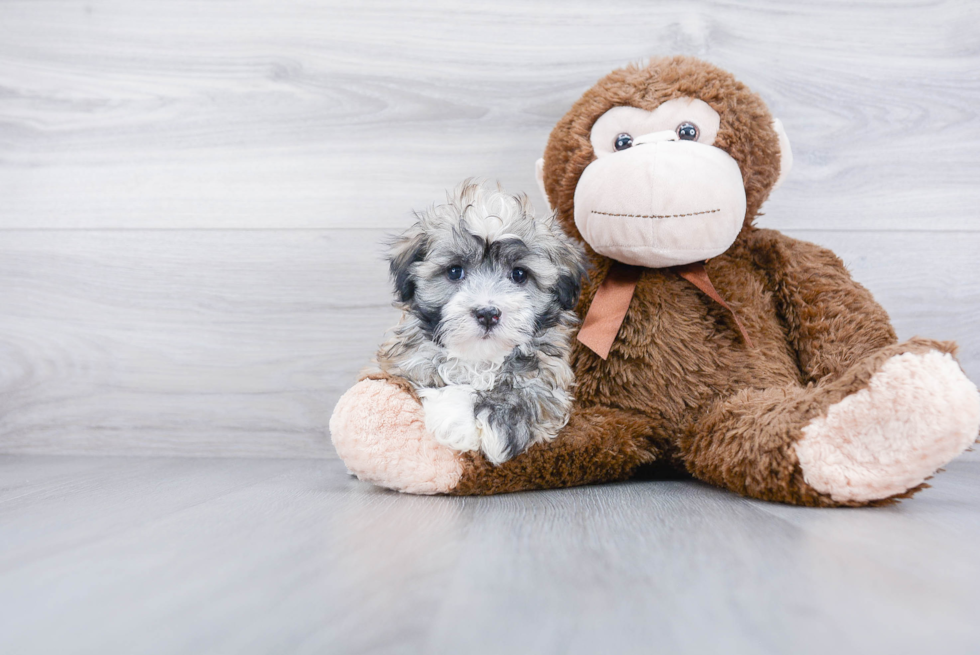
[577,261,753,360]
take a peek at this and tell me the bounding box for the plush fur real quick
[331,57,980,505]
[794,350,980,502]
[367,182,587,464]
[330,377,464,495]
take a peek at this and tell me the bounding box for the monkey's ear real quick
[771,119,793,191]
[535,157,552,213]
[388,230,427,303]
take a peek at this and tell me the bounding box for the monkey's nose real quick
[473,307,501,329]
[633,130,678,146]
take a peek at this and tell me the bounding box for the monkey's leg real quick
[681,339,980,506]
[330,377,465,495]
[450,403,660,495]
[331,377,658,495]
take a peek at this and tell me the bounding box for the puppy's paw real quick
[475,411,532,465]
[418,385,482,453]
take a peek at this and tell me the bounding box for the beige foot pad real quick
[329,379,463,494]
[795,351,980,502]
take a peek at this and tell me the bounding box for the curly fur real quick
[370,182,587,464]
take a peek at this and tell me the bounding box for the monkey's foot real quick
[330,379,464,494]
[794,351,980,503]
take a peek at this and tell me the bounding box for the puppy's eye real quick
[447,265,465,281]
[676,122,699,141]
[510,267,528,284]
[614,133,633,151]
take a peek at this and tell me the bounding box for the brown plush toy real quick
[330,56,980,506]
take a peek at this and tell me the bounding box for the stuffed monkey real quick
[331,56,980,506]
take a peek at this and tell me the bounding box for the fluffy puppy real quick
[373,182,587,464]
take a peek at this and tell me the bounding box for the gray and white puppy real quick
[374,182,587,464]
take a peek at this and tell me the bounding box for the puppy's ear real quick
[546,217,588,311]
[554,265,585,311]
[388,228,427,303]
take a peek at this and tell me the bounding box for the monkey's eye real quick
[447,265,465,281]
[676,122,699,141]
[614,133,633,151]
[510,267,528,284]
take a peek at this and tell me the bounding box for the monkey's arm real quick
[331,375,659,495]
[750,228,898,384]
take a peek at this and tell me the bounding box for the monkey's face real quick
[573,97,746,268]
[537,57,792,269]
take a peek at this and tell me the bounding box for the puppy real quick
[372,182,587,464]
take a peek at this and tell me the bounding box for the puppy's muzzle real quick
[472,306,501,330]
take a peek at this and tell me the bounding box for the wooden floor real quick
[1,455,979,655]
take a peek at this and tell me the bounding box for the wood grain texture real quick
[0,230,398,457]
[0,229,976,458]
[0,0,978,458]
[1,0,978,230]
[1,455,979,654]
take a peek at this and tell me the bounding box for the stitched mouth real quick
[591,208,721,219]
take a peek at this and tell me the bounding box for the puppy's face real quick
[389,184,586,363]
[416,235,553,362]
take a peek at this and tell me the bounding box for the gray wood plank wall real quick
[1,0,978,458]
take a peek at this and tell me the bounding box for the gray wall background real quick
[1,0,977,458]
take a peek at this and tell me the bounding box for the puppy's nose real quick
[473,306,501,329]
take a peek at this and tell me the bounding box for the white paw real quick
[795,350,980,502]
[474,413,509,465]
[418,385,482,453]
